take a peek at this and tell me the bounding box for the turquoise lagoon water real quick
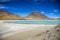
[4,20,60,25]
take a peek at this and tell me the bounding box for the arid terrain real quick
[26,25,60,40]
[0,22,60,40]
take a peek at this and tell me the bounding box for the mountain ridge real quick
[0,10,24,20]
[0,10,60,20]
[25,12,49,20]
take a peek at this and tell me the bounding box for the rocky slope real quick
[25,12,49,20]
[26,25,60,40]
[0,10,24,20]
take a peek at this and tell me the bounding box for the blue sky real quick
[0,0,60,18]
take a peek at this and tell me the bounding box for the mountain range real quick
[0,10,60,20]
[0,10,24,20]
[25,12,49,20]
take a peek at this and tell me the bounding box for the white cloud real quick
[0,5,8,9]
[50,13,54,15]
[0,6,6,8]
[41,11,45,13]
[49,13,59,17]
[53,10,58,12]
[0,5,18,11]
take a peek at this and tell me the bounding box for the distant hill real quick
[58,18,60,20]
[25,12,49,20]
[0,10,24,20]
[49,18,60,20]
[0,10,60,20]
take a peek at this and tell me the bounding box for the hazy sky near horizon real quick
[0,0,60,18]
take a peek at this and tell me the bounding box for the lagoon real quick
[3,20,60,25]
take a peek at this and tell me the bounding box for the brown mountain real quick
[25,12,49,20]
[57,18,60,20]
[0,10,59,20]
[49,18,60,20]
[0,10,24,20]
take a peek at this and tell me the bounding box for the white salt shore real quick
[0,21,59,40]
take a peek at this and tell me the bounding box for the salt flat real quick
[0,20,58,40]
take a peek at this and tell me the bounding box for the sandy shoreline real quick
[0,20,60,40]
[0,22,57,40]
